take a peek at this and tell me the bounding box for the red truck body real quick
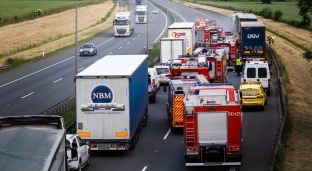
[183,85,242,166]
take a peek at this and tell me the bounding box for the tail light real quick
[152,79,155,85]
[268,79,270,87]
[243,79,246,82]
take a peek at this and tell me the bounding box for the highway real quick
[0,0,280,170]
[84,1,280,171]
[0,0,166,116]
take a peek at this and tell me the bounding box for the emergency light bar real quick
[195,83,232,87]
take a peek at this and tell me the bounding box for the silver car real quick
[80,43,97,56]
[152,9,158,14]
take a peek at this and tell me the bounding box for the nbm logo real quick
[247,34,260,38]
[91,85,113,103]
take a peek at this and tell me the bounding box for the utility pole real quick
[75,0,78,75]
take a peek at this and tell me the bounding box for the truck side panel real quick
[129,59,148,138]
[241,26,266,56]
[76,78,130,140]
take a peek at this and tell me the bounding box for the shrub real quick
[260,7,273,19]
[5,58,14,65]
[273,10,283,21]
[301,51,312,62]
[31,9,44,17]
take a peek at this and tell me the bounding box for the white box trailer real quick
[160,38,185,64]
[168,22,196,55]
[75,55,149,151]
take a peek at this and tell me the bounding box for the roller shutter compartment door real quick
[197,112,227,145]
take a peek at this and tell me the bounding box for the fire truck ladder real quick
[195,75,209,84]
[185,102,196,151]
[216,58,223,80]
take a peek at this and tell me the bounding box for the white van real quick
[241,59,271,96]
[153,65,170,86]
[148,68,160,89]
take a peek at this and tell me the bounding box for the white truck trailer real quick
[75,55,149,150]
[114,12,135,37]
[167,22,196,55]
[135,5,148,23]
[160,38,185,64]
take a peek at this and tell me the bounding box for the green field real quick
[0,0,105,26]
[195,1,306,22]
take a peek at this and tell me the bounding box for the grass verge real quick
[0,0,107,27]
[58,107,76,128]
[0,25,113,75]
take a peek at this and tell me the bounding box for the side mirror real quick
[86,141,90,145]
[80,47,82,49]
[94,47,96,49]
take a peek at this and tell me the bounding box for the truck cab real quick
[114,12,134,37]
[135,5,148,23]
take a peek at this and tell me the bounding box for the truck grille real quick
[117,28,126,34]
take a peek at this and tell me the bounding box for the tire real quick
[76,160,82,171]
[86,150,90,166]
[261,105,265,111]
[267,91,271,96]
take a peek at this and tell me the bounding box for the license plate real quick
[84,52,88,54]
[245,99,254,101]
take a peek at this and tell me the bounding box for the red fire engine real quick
[165,75,210,129]
[195,18,210,48]
[210,33,238,70]
[183,84,242,166]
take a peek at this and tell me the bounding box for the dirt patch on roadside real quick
[180,1,312,170]
[0,4,118,64]
[0,1,114,56]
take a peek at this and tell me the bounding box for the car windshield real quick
[82,44,93,48]
[114,19,129,25]
[136,11,146,15]
[156,68,169,75]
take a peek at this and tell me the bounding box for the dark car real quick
[148,74,157,103]
[79,43,97,56]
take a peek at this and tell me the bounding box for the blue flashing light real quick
[195,83,232,87]
[189,76,196,79]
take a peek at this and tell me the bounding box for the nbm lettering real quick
[93,93,111,99]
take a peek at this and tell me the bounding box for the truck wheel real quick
[86,150,90,166]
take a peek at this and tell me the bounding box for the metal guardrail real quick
[266,45,288,171]
[0,64,14,70]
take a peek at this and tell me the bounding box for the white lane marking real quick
[127,42,130,44]
[230,166,236,171]
[119,47,122,49]
[151,3,168,44]
[96,37,114,47]
[142,31,144,33]
[53,78,63,83]
[21,92,34,99]
[145,28,146,30]
[142,166,148,171]
[133,38,136,40]
[78,67,84,71]
[0,57,74,89]
[163,128,171,139]
[108,52,112,55]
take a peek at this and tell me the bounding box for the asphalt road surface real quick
[0,0,166,116]
[84,1,280,171]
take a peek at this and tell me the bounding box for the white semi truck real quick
[114,12,135,37]
[75,55,149,150]
[160,38,186,64]
[135,5,148,23]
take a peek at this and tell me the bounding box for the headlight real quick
[80,49,82,52]
[89,49,94,52]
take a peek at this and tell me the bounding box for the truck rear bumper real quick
[186,162,241,166]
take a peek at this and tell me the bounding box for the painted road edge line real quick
[163,128,171,139]
[53,78,63,83]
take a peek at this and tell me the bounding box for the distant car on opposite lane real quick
[80,43,97,56]
[152,9,158,14]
